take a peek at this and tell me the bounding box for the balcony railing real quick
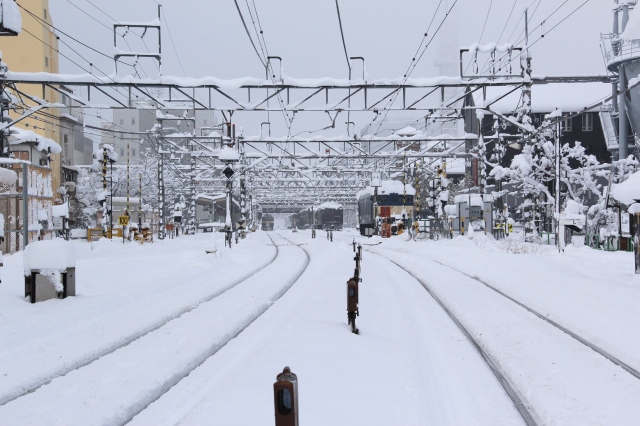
[601,33,640,68]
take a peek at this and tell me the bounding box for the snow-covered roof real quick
[610,170,640,205]
[0,0,22,34]
[394,126,419,137]
[482,83,611,115]
[8,127,62,154]
[356,180,416,199]
[316,202,343,210]
[196,193,225,202]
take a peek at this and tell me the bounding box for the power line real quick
[372,0,457,138]
[477,0,494,45]
[160,8,188,77]
[334,0,351,72]
[233,0,267,67]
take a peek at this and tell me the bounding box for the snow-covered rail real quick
[375,254,538,426]
[0,238,279,407]
[0,233,311,426]
[426,258,640,381]
[367,245,640,425]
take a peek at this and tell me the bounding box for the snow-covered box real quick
[23,239,76,303]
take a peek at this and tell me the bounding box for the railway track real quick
[424,257,640,380]
[366,242,640,425]
[371,251,538,426]
[0,233,311,426]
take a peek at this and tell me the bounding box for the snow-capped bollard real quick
[347,278,359,334]
[23,240,76,303]
[205,233,218,256]
[274,366,298,426]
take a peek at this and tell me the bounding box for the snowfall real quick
[0,227,638,426]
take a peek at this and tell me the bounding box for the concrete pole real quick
[619,3,629,162]
[22,163,28,249]
[555,117,563,252]
[613,3,619,118]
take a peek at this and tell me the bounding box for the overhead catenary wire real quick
[233,0,267,68]
[334,0,351,73]
[379,0,587,140]
[371,0,456,138]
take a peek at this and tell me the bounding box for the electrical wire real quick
[334,0,351,72]
[477,0,494,46]
[233,0,267,67]
[371,0,457,138]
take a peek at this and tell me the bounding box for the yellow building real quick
[0,0,61,194]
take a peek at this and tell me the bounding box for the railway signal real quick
[274,366,299,426]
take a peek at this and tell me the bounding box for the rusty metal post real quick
[347,278,359,334]
[274,366,298,426]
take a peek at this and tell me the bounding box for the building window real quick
[63,134,68,145]
[44,9,47,19]
[44,57,48,67]
[119,119,124,125]
[132,148,136,157]
[561,117,572,132]
[131,118,136,125]
[203,119,208,126]
[120,148,125,156]
[582,113,593,132]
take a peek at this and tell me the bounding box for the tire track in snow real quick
[368,250,538,426]
[0,234,280,407]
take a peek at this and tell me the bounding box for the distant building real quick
[59,86,94,166]
[0,0,62,194]
[102,104,216,164]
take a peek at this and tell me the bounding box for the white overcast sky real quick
[45,0,614,136]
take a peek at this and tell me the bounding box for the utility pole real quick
[618,0,630,163]
[188,140,196,235]
[555,115,562,252]
[102,148,108,236]
[156,127,166,240]
[239,136,247,238]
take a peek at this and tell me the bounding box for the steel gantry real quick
[0,54,611,217]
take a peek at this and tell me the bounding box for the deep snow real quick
[0,229,638,425]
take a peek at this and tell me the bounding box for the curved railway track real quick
[424,257,640,380]
[0,233,311,426]
[370,251,538,426]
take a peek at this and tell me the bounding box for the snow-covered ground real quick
[0,230,638,425]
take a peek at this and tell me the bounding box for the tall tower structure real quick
[602,0,640,161]
[0,0,61,191]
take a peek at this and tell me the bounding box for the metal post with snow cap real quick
[274,366,298,426]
